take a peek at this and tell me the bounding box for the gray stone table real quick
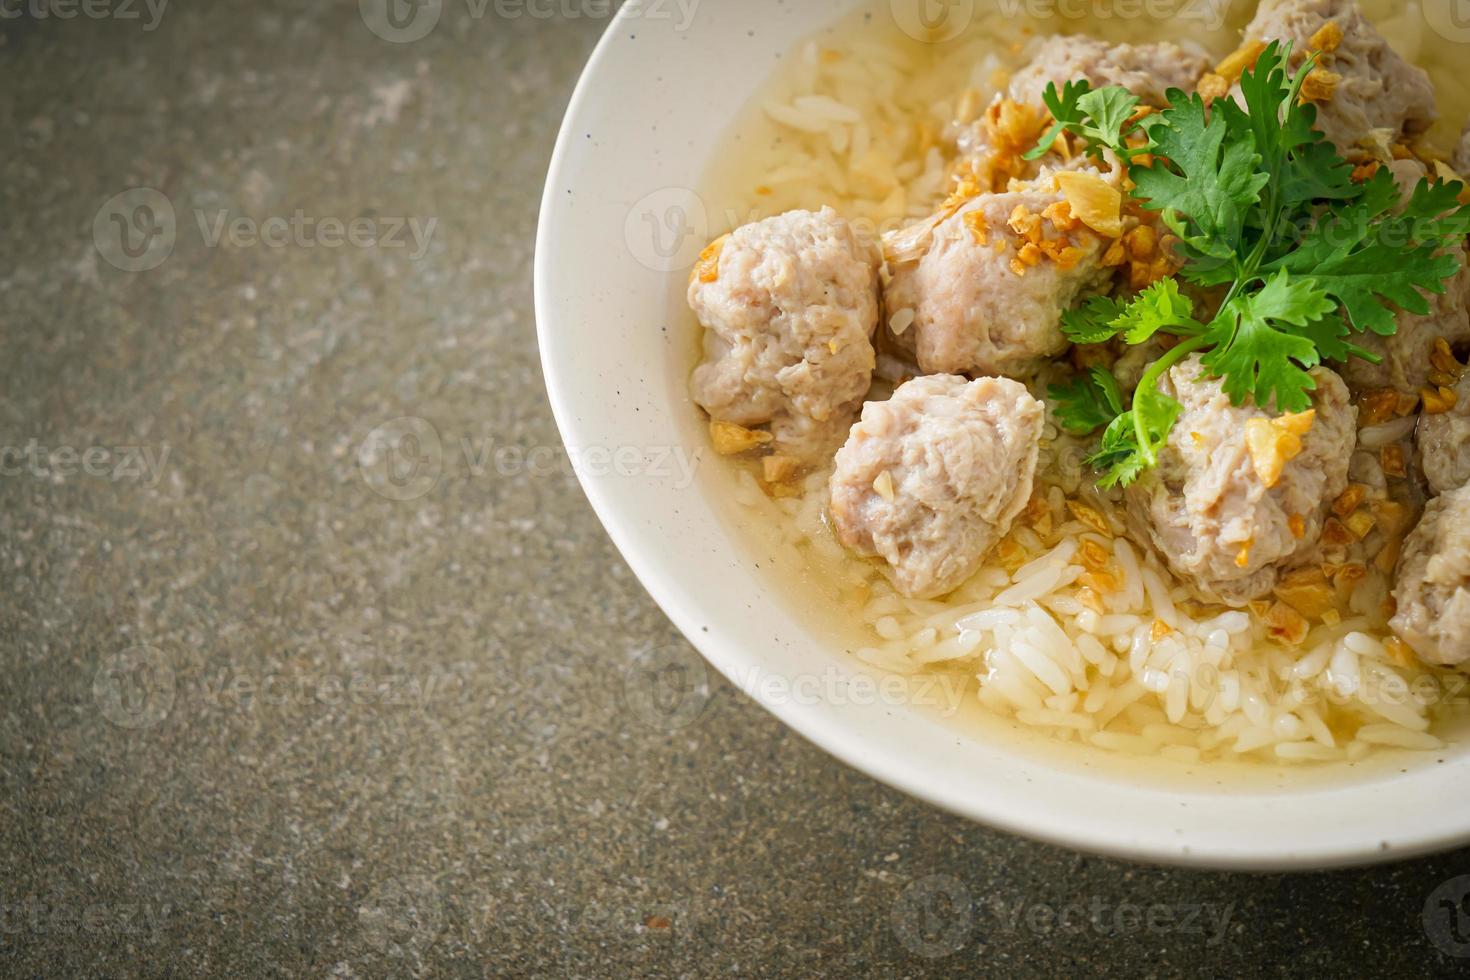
[1,1,1469,975]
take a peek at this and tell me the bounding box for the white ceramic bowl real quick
[534,0,1470,868]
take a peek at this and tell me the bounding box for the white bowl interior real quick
[535,0,1470,868]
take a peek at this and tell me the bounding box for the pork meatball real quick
[1417,372,1470,495]
[882,169,1115,377]
[828,375,1044,599]
[1008,34,1210,108]
[1342,248,1470,392]
[1454,120,1470,176]
[1240,0,1436,155]
[689,208,881,463]
[956,35,1208,174]
[1391,483,1470,666]
[1126,357,1357,606]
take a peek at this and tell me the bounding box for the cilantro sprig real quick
[1051,365,1123,434]
[1049,280,1205,486]
[1025,81,1143,164]
[1037,41,1470,488]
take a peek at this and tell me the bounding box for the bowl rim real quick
[534,1,1470,871]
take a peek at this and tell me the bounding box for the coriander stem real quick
[1131,335,1209,465]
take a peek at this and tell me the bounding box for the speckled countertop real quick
[2,2,1469,976]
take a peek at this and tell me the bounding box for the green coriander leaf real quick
[1134,379,1183,460]
[1049,366,1123,435]
[1292,304,1377,366]
[1077,86,1140,149]
[1088,413,1148,489]
[1199,271,1333,412]
[1347,161,1406,214]
[1060,294,1127,344]
[1025,82,1143,162]
[1276,135,1360,211]
[1267,170,1470,336]
[1088,382,1180,490]
[1289,246,1455,337]
[1231,40,1334,198]
[1025,80,1091,161]
[1251,44,1362,221]
[1093,366,1124,413]
[1060,283,1202,349]
[1230,40,1291,158]
[1130,91,1269,264]
[1112,278,1200,344]
[1396,175,1470,237]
